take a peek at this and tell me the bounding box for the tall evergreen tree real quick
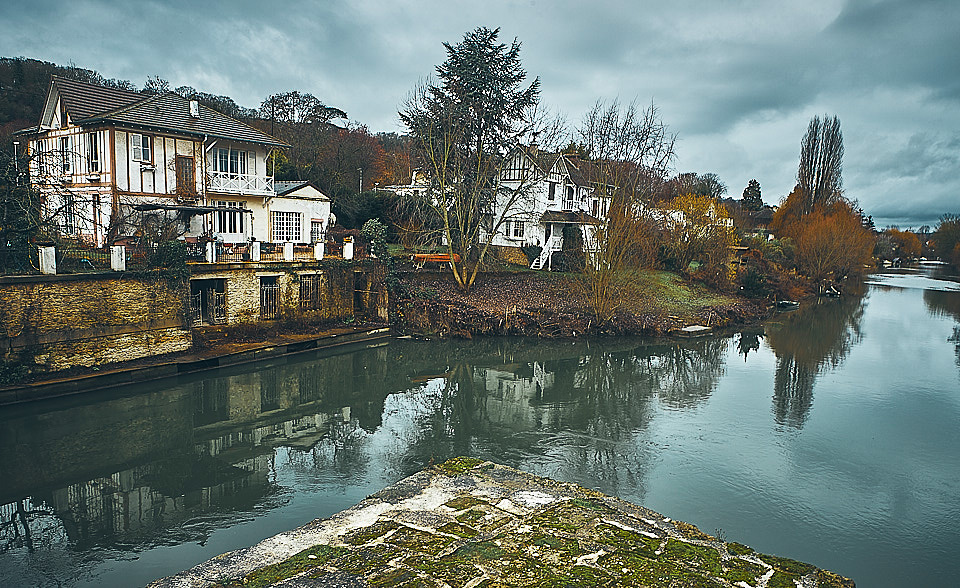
[399,26,541,291]
[742,179,762,211]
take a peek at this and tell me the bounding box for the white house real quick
[488,146,610,269]
[15,76,290,247]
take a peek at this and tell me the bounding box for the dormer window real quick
[131,133,152,162]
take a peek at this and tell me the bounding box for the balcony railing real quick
[208,171,274,195]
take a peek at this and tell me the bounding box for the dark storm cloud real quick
[1,0,958,222]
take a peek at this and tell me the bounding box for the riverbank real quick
[151,457,855,587]
[396,270,771,338]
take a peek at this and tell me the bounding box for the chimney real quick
[189,100,200,119]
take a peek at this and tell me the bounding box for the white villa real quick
[488,146,610,269]
[16,76,332,247]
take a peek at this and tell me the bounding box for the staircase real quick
[531,236,562,270]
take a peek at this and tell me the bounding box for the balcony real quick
[208,171,274,196]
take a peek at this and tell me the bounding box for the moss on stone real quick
[673,520,715,541]
[759,553,816,580]
[438,521,479,538]
[725,542,754,556]
[444,495,486,510]
[456,508,487,526]
[387,525,456,555]
[593,523,662,558]
[217,544,348,588]
[721,557,765,585]
[435,456,487,475]
[343,519,400,545]
[332,543,402,575]
[662,539,722,576]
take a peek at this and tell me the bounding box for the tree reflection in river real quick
[765,295,865,428]
[924,289,960,368]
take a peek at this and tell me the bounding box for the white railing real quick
[209,171,274,195]
[531,235,562,270]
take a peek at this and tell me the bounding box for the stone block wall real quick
[491,245,529,266]
[0,274,192,371]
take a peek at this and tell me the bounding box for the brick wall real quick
[0,273,192,371]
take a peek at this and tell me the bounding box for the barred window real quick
[271,211,301,242]
[300,273,323,310]
[512,220,525,238]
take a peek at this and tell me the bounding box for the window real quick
[214,201,246,235]
[131,133,151,162]
[61,193,76,234]
[512,220,525,238]
[300,274,323,310]
[176,155,195,194]
[260,276,280,320]
[310,220,325,243]
[85,132,99,173]
[59,136,72,174]
[214,148,248,175]
[272,211,302,242]
[548,182,556,201]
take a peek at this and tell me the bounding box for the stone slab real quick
[149,458,855,588]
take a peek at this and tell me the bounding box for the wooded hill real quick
[0,56,415,229]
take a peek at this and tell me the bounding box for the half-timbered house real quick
[15,76,291,246]
[489,146,609,269]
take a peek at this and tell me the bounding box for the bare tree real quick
[576,99,676,320]
[797,114,843,213]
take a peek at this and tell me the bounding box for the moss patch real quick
[216,544,348,588]
[435,456,487,475]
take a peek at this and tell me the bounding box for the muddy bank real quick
[395,272,771,338]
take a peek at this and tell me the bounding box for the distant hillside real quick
[0,56,259,143]
[0,57,140,138]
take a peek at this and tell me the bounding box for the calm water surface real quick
[1,267,959,587]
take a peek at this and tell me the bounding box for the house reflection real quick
[0,336,732,563]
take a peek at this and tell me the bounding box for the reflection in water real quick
[0,336,731,584]
[924,289,960,367]
[765,295,865,428]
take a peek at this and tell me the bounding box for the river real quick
[1,267,958,587]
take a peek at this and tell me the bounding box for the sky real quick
[2,0,958,228]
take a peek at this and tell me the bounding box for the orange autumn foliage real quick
[772,189,874,281]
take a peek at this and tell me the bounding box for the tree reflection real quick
[923,289,960,367]
[765,295,865,427]
[393,336,730,499]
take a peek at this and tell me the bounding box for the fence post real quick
[39,246,56,275]
[343,236,354,260]
[110,245,126,271]
[314,241,325,260]
[283,242,294,261]
[205,241,216,263]
[250,241,261,262]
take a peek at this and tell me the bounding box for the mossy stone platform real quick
[150,457,855,587]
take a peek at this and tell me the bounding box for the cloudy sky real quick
[3,0,957,227]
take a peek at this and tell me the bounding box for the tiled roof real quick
[51,76,144,122]
[83,92,288,147]
[39,76,287,148]
[274,181,311,195]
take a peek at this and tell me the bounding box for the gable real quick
[40,76,144,128]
